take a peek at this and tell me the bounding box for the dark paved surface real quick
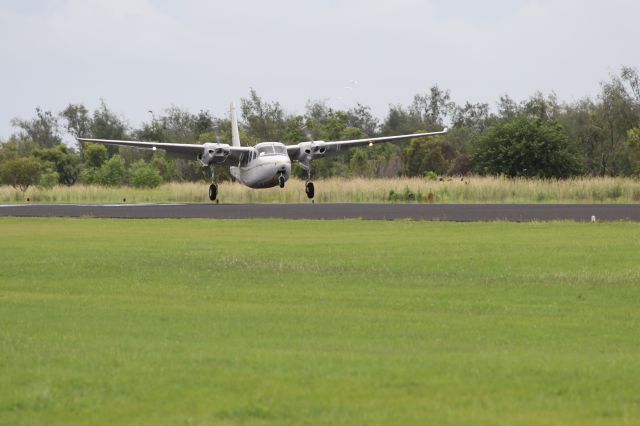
[1,203,639,221]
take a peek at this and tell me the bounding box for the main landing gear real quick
[305,167,315,199]
[208,164,217,202]
[305,181,314,199]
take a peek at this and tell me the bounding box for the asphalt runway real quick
[1,203,639,221]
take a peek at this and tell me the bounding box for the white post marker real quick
[591,215,597,223]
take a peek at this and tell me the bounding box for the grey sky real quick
[1,0,639,139]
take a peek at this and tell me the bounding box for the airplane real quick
[78,104,447,201]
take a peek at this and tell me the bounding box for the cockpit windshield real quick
[257,144,286,156]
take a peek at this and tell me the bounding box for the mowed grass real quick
[1,218,639,425]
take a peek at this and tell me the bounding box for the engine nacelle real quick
[199,143,231,166]
[297,141,327,164]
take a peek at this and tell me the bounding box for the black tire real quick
[209,183,217,201]
[279,175,285,188]
[305,181,315,199]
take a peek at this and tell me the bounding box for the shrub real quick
[387,187,425,202]
[0,157,41,191]
[79,167,101,184]
[98,155,128,186]
[83,143,108,168]
[131,165,162,188]
[39,169,60,189]
[424,171,438,181]
[473,117,584,178]
[607,185,623,199]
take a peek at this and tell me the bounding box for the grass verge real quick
[2,176,640,204]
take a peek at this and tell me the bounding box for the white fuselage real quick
[230,142,292,189]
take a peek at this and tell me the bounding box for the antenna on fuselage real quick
[230,102,241,147]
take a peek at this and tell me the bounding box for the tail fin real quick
[230,102,240,147]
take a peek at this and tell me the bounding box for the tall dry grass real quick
[2,176,640,204]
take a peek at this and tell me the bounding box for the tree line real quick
[1,66,640,191]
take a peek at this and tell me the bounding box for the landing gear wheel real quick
[305,181,315,199]
[278,175,285,188]
[209,183,218,201]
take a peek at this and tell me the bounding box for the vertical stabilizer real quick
[230,102,240,147]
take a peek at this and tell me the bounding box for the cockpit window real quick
[257,144,286,156]
[257,145,274,156]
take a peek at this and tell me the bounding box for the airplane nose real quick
[276,161,290,174]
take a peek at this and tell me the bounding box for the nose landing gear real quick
[209,183,218,201]
[278,174,285,188]
[208,164,218,202]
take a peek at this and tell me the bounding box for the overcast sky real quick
[1,0,639,139]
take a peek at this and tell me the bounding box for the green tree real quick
[92,100,128,140]
[381,105,420,136]
[0,157,41,191]
[34,145,80,185]
[346,103,379,136]
[91,100,129,158]
[408,85,454,131]
[98,155,128,186]
[78,167,101,185]
[192,109,215,136]
[83,143,108,168]
[150,153,174,182]
[621,66,640,105]
[0,139,37,163]
[130,160,162,188]
[473,117,583,178]
[38,167,60,189]
[240,89,285,141]
[61,103,93,155]
[452,102,491,133]
[594,76,638,175]
[496,94,520,120]
[627,127,640,175]
[402,135,458,176]
[10,108,62,148]
[521,92,562,122]
[349,149,370,177]
[282,115,307,145]
[61,104,91,137]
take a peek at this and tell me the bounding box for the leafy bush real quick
[0,157,41,191]
[98,155,128,186]
[473,117,584,178]
[38,168,60,189]
[388,187,427,202]
[83,143,108,168]
[79,167,101,184]
[424,171,438,181]
[78,156,128,186]
[131,164,162,188]
[403,135,459,177]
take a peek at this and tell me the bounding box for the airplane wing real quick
[77,138,252,163]
[286,129,448,160]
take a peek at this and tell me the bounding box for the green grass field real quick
[1,218,639,425]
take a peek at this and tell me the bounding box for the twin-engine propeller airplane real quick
[78,104,447,201]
